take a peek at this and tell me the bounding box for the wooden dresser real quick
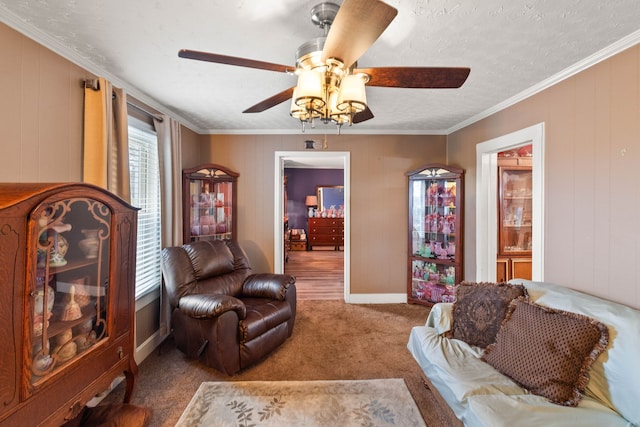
[308,217,344,250]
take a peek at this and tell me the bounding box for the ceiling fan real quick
[178,0,470,131]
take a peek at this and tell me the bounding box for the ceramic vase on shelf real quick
[49,233,68,267]
[78,229,100,259]
[34,284,55,316]
[48,222,72,267]
[33,283,54,337]
[308,207,315,218]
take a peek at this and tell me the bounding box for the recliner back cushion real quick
[161,246,198,307]
[184,240,235,279]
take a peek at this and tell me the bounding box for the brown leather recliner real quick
[160,239,296,375]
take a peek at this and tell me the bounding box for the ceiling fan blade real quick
[321,0,397,69]
[356,67,471,88]
[353,106,374,123]
[243,87,295,113]
[178,49,294,73]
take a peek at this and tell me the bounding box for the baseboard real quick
[346,293,408,304]
[135,329,165,364]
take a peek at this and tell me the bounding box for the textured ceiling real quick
[1,0,639,135]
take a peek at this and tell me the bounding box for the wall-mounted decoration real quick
[317,185,344,215]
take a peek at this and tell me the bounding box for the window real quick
[128,118,162,298]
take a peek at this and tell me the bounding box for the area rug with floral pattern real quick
[175,379,427,427]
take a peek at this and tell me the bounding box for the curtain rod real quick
[82,78,163,122]
[126,100,164,123]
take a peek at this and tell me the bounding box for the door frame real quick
[274,151,351,301]
[475,123,545,282]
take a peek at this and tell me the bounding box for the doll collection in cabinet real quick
[407,164,464,306]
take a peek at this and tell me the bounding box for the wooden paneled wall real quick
[448,45,640,308]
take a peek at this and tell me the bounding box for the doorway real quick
[475,123,545,282]
[274,151,350,301]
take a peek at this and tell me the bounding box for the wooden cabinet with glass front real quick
[0,183,138,426]
[407,164,464,306]
[183,164,238,244]
[497,157,532,281]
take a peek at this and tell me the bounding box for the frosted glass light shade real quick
[337,75,367,113]
[290,88,310,121]
[294,70,325,109]
[327,89,348,124]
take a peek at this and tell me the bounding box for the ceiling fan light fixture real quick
[337,74,367,114]
[294,69,325,112]
[327,89,349,124]
[290,88,311,122]
[290,63,369,131]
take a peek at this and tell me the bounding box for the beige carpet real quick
[101,300,453,426]
[176,379,426,427]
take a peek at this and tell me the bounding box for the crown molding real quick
[0,6,206,133]
[3,5,638,137]
[447,30,640,134]
[199,127,449,135]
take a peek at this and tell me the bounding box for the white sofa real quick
[407,280,640,427]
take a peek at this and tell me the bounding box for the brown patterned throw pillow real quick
[448,282,527,347]
[482,298,609,407]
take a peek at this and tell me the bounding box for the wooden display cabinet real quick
[0,183,138,426]
[183,164,238,244]
[496,257,532,283]
[498,163,532,280]
[407,164,464,305]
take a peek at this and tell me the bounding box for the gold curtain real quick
[154,115,182,340]
[83,77,131,203]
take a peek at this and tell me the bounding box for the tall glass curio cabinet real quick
[183,164,238,243]
[407,164,464,305]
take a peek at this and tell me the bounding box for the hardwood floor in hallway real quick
[285,248,344,300]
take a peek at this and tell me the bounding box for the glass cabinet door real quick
[183,164,238,243]
[498,167,532,255]
[30,197,110,386]
[410,178,458,260]
[407,165,463,305]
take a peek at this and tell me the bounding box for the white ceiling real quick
[1,0,640,135]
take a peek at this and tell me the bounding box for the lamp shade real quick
[290,88,309,121]
[327,88,348,125]
[295,70,324,108]
[337,74,367,113]
[305,195,318,206]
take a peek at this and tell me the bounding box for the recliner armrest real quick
[242,273,296,301]
[178,294,246,319]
